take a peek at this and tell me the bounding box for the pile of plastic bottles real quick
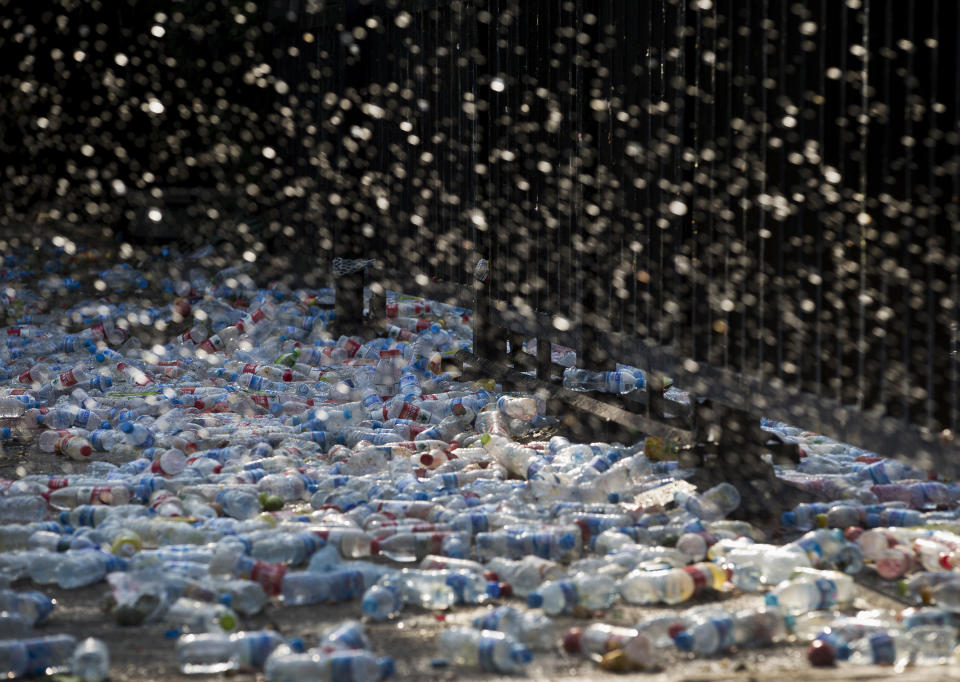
[2,241,960,679]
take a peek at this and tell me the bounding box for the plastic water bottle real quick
[563,623,657,670]
[370,531,470,562]
[484,556,566,597]
[619,563,727,605]
[281,570,367,606]
[765,569,856,615]
[0,496,47,524]
[119,421,155,449]
[162,597,238,637]
[472,606,556,650]
[526,573,617,615]
[785,528,864,574]
[265,648,395,682]
[677,483,741,521]
[781,502,832,531]
[54,549,127,589]
[215,489,261,520]
[495,396,538,421]
[406,569,500,606]
[562,368,639,394]
[176,630,287,673]
[846,631,910,665]
[0,589,55,625]
[251,532,321,565]
[215,579,268,616]
[0,634,76,677]
[476,528,581,563]
[436,628,532,673]
[361,583,404,620]
[673,612,736,655]
[71,637,110,681]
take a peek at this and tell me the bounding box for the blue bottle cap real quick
[526,593,544,608]
[511,645,532,665]
[781,511,796,526]
[288,638,305,653]
[164,629,181,639]
[674,631,694,651]
[219,593,234,607]
[486,582,501,598]
[379,657,396,678]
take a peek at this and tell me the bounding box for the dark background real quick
[2,0,958,459]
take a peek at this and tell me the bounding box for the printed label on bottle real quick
[58,370,78,387]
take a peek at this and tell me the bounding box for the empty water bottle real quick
[0,634,76,677]
[563,623,658,670]
[526,573,617,615]
[676,482,741,521]
[436,628,532,673]
[472,606,556,650]
[765,569,856,615]
[281,570,367,606]
[265,648,394,682]
[176,630,287,674]
[71,638,110,681]
[163,597,238,637]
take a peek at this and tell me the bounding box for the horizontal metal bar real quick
[376,269,960,475]
[603,331,960,477]
[369,266,474,308]
[454,350,693,445]
[488,306,580,350]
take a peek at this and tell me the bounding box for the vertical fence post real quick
[536,336,552,381]
[473,278,494,362]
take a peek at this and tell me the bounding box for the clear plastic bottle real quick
[476,528,581,563]
[765,569,856,615]
[0,589,56,625]
[563,623,657,669]
[54,549,127,589]
[265,648,394,682]
[436,628,532,673]
[281,570,367,606]
[846,630,910,665]
[484,556,566,597]
[0,634,76,677]
[361,583,404,620]
[215,579,268,616]
[215,489,261,520]
[251,532,321,566]
[495,396,538,421]
[163,597,238,637]
[562,368,639,394]
[370,531,469,562]
[673,612,736,655]
[0,496,47,524]
[175,630,287,674]
[619,563,727,605]
[71,637,110,681]
[784,528,864,574]
[472,606,556,650]
[526,573,617,615]
[676,483,741,521]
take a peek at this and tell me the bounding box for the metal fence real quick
[4,1,958,470]
[291,0,960,471]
